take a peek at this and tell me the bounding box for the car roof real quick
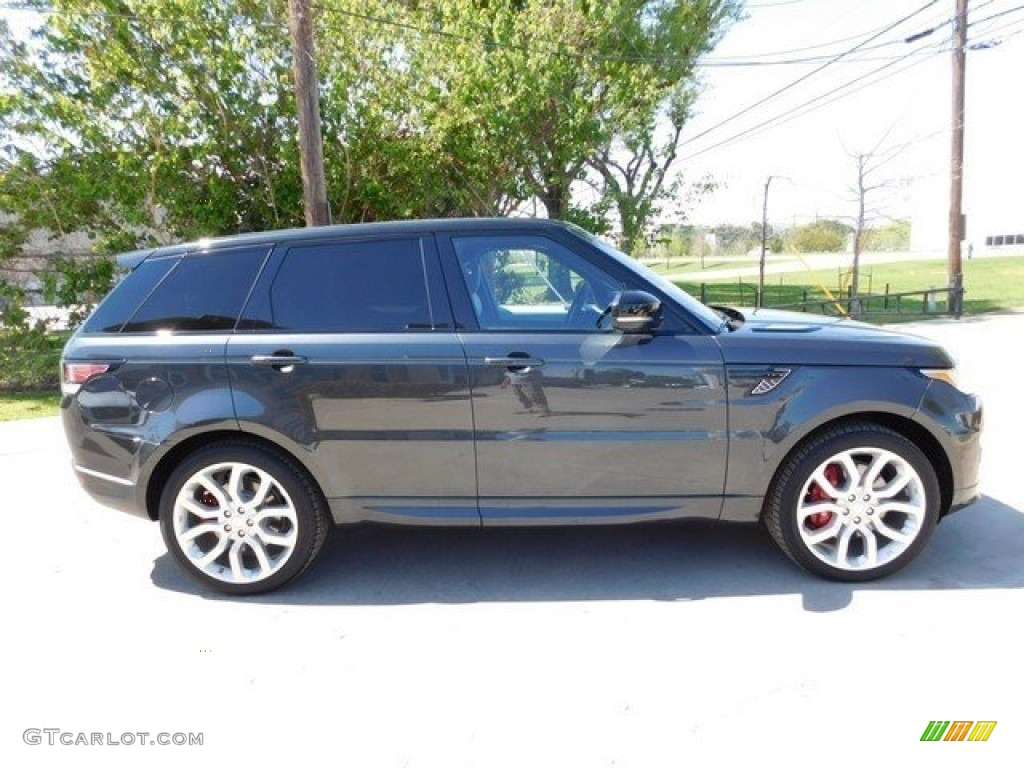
[126,217,577,265]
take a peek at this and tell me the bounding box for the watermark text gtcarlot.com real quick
[23,729,203,747]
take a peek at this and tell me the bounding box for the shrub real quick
[0,326,65,392]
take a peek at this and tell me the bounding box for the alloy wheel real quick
[171,461,299,584]
[796,446,927,571]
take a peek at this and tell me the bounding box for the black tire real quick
[763,422,941,582]
[159,441,330,595]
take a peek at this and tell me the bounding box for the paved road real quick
[2,316,1022,767]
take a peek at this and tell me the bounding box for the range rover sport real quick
[60,218,983,594]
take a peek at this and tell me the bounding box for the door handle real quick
[250,353,308,369]
[484,356,545,370]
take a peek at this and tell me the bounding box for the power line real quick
[701,1,963,62]
[969,2,1024,27]
[745,0,812,8]
[680,1,938,146]
[0,0,980,77]
[966,17,1024,49]
[700,43,940,67]
[680,39,950,163]
[969,12,1024,39]
[699,0,1003,66]
[0,0,957,72]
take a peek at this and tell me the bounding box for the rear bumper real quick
[71,461,150,519]
[62,395,151,519]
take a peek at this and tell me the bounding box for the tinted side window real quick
[82,256,180,333]
[266,238,433,332]
[120,246,269,333]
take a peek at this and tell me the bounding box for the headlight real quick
[920,367,976,394]
[921,368,957,387]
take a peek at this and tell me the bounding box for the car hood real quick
[712,306,954,368]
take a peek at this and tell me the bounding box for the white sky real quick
[683,0,1024,233]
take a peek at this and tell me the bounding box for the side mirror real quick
[608,290,662,333]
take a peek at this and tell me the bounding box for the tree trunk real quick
[851,155,866,316]
[540,184,566,221]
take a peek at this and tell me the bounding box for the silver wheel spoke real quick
[799,501,841,522]
[811,467,843,499]
[226,465,246,507]
[179,522,222,543]
[837,454,861,491]
[861,530,879,568]
[249,470,274,508]
[196,471,230,509]
[254,526,294,547]
[180,498,220,520]
[877,501,922,520]
[875,469,914,499]
[197,535,230,568]
[254,505,297,525]
[862,452,890,489]
[246,538,273,575]
[227,540,246,581]
[804,517,843,544]
[872,517,913,543]
[835,526,856,568]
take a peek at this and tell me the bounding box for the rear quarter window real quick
[119,245,270,333]
[82,255,180,333]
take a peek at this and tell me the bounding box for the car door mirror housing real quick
[609,290,662,333]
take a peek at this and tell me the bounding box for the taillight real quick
[62,362,111,396]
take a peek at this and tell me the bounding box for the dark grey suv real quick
[60,219,983,594]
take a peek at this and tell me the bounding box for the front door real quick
[438,229,728,524]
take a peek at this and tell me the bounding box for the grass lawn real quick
[674,254,1024,320]
[0,391,61,421]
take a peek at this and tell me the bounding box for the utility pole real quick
[948,0,968,316]
[759,176,772,309]
[288,0,330,226]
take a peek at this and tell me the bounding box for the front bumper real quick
[918,385,983,518]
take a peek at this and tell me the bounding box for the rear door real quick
[226,233,478,525]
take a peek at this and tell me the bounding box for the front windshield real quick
[569,225,726,333]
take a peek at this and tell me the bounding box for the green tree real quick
[710,223,756,255]
[1,1,302,248]
[1,0,737,296]
[863,220,911,252]
[316,0,738,229]
[786,220,850,253]
[588,2,738,251]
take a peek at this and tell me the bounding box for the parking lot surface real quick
[3,314,1022,767]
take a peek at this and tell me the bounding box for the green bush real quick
[0,327,65,392]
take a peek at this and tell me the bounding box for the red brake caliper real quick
[806,464,841,529]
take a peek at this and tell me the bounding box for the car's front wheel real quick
[159,442,329,595]
[764,423,941,581]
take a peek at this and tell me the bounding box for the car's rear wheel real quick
[764,423,940,581]
[159,442,329,595]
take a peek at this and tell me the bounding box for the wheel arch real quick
[761,412,954,521]
[142,430,328,521]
